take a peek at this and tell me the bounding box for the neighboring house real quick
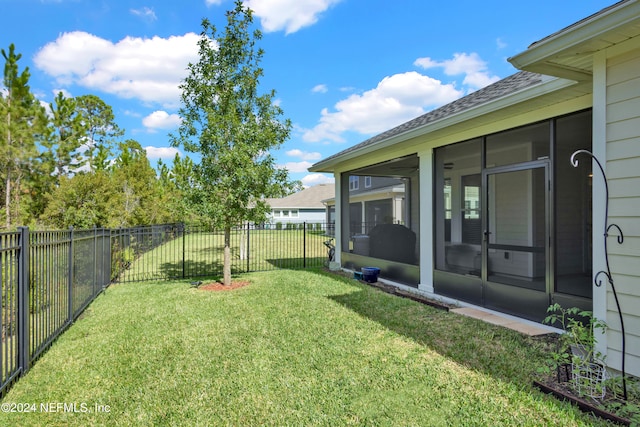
[310,0,640,378]
[325,176,407,232]
[264,184,334,225]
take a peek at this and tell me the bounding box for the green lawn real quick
[0,269,605,426]
[119,229,329,282]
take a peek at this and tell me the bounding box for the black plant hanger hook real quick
[570,149,627,400]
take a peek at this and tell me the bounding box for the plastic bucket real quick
[361,267,380,283]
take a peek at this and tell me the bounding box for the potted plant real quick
[542,303,608,399]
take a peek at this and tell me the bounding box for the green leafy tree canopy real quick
[170,1,294,284]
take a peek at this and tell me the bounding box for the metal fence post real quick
[93,226,98,297]
[246,222,250,273]
[182,224,186,279]
[68,227,74,323]
[17,226,30,374]
[303,222,307,269]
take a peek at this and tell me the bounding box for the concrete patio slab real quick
[451,307,553,336]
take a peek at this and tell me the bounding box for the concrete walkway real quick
[451,307,555,336]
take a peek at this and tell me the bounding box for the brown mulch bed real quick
[533,375,632,425]
[198,281,251,291]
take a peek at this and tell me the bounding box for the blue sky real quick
[1,0,615,187]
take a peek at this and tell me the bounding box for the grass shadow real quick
[312,269,551,388]
[264,257,325,270]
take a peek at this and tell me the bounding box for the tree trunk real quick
[223,226,231,286]
[5,108,11,230]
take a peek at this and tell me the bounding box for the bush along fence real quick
[1,221,333,396]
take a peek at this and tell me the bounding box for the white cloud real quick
[130,7,157,21]
[301,173,334,187]
[52,88,72,99]
[33,31,201,107]
[312,84,328,94]
[124,109,142,118]
[286,149,322,161]
[205,0,224,5]
[145,146,180,159]
[244,0,342,34]
[142,110,182,131]
[414,52,500,90]
[281,161,313,173]
[303,71,462,143]
[496,38,507,50]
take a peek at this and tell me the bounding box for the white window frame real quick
[349,176,359,191]
[364,176,372,188]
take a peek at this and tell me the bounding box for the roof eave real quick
[508,1,640,78]
[309,76,575,173]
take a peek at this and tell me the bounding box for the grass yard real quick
[0,269,607,426]
[119,229,328,282]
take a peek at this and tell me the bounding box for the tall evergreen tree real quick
[41,91,87,180]
[171,1,293,285]
[0,44,43,229]
[76,94,123,171]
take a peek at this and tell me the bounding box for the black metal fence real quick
[112,222,332,283]
[1,227,111,397]
[1,222,333,396]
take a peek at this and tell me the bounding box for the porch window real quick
[461,174,481,245]
[434,138,482,275]
[434,110,593,312]
[342,159,420,272]
[554,110,592,298]
[486,121,550,167]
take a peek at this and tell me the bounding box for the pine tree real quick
[0,44,43,229]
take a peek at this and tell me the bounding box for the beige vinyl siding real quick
[605,47,640,377]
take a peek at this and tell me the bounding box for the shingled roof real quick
[265,184,334,209]
[311,71,545,168]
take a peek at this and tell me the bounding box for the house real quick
[325,176,406,229]
[310,0,640,378]
[264,183,334,226]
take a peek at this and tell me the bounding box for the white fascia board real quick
[310,76,576,172]
[509,1,640,71]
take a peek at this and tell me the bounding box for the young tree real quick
[171,1,293,285]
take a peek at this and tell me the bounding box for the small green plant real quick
[541,303,608,399]
[113,246,136,275]
[275,222,282,230]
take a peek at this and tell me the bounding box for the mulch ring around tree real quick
[198,281,252,291]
